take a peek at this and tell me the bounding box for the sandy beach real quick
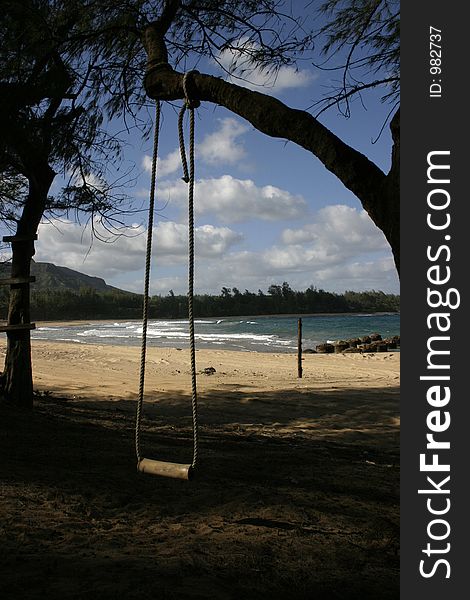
[1,340,400,599]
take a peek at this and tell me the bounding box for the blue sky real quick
[28,47,399,297]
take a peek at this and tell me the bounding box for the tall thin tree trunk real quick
[1,165,54,408]
[2,243,35,409]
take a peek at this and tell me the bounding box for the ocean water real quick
[32,313,400,353]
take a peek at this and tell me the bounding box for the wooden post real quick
[297,317,302,378]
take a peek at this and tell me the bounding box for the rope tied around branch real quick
[183,70,200,110]
[178,70,200,183]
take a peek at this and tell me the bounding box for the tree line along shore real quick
[0,283,399,322]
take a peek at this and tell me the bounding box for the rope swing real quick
[135,72,200,480]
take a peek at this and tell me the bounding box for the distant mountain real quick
[0,260,134,295]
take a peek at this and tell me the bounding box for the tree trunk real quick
[1,165,54,409]
[384,109,400,275]
[142,27,400,274]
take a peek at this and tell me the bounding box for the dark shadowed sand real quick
[0,342,399,599]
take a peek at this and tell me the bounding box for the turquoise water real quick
[32,313,400,353]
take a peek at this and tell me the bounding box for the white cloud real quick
[142,117,248,180]
[198,118,248,165]
[142,149,181,179]
[154,221,243,262]
[82,172,107,191]
[142,155,152,173]
[159,175,307,223]
[281,205,388,256]
[229,205,390,283]
[196,224,243,255]
[315,258,395,283]
[177,204,398,294]
[145,276,186,295]
[35,218,243,280]
[33,203,399,297]
[312,257,399,291]
[36,219,146,278]
[179,250,398,295]
[262,244,333,271]
[217,40,315,94]
[67,171,109,192]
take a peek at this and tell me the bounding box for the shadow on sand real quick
[0,383,399,600]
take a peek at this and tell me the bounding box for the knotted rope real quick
[136,71,200,471]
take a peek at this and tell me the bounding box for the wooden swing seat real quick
[137,458,193,480]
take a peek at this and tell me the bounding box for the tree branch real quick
[141,6,399,273]
[142,0,181,66]
[144,66,387,217]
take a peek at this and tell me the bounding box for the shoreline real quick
[34,311,400,327]
[1,340,401,404]
[29,335,401,355]
[30,315,400,355]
